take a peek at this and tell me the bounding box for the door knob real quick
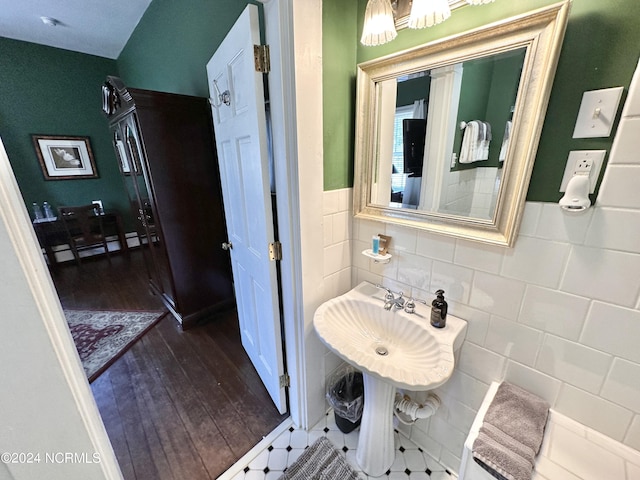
[221,242,233,251]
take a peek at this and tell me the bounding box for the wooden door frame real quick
[262,0,326,430]
[0,138,124,479]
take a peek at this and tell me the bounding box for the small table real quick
[33,211,128,266]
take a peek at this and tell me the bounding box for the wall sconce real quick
[408,0,451,29]
[362,0,495,46]
[361,0,398,46]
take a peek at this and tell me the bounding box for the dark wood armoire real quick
[102,76,234,328]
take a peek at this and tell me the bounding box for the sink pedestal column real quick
[356,373,396,476]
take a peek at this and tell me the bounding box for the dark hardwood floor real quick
[53,248,164,311]
[50,249,288,480]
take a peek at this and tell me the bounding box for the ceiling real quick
[0,0,153,59]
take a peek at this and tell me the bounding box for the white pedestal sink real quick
[313,282,467,476]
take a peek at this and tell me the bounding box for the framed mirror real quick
[354,2,571,246]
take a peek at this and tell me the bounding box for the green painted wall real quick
[452,50,524,170]
[482,52,524,166]
[0,2,260,229]
[453,59,495,169]
[323,0,359,191]
[396,76,431,108]
[323,0,640,200]
[117,0,260,96]
[0,38,132,225]
[4,0,637,206]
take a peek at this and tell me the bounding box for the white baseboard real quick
[45,231,140,264]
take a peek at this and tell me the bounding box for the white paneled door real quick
[206,4,286,414]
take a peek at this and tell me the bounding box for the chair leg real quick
[103,240,112,263]
[70,242,81,266]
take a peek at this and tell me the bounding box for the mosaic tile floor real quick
[223,412,454,480]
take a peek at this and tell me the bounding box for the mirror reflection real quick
[355,2,570,246]
[372,47,526,221]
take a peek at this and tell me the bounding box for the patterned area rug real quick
[64,309,166,382]
[277,436,360,480]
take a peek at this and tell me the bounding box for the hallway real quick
[52,250,288,479]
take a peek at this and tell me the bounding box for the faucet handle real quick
[404,297,427,314]
[376,284,395,301]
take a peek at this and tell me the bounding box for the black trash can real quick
[327,370,364,433]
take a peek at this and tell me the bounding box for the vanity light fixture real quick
[408,0,451,29]
[362,0,494,46]
[361,0,398,47]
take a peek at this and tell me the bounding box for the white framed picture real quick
[32,135,98,180]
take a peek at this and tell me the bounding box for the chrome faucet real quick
[403,297,427,314]
[376,284,405,310]
[384,294,405,310]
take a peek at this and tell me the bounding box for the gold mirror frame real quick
[354,1,570,247]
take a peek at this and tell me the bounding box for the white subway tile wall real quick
[622,58,640,117]
[353,191,640,468]
[627,417,640,449]
[321,188,356,383]
[323,189,640,473]
[607,118,640,165]
[319,65,640,474]
[554,384,633,441]
[346,195,640,473]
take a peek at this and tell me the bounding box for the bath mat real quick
[278,436,360,480]
[64,309,166,382]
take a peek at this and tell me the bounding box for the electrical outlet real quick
[559,150,606,193]
[574,158,592,175]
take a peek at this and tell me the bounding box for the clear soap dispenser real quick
[430,289,448,328]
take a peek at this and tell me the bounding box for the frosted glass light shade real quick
[361,0,397,46]
[408,0,452,29]
[466,0,495,5]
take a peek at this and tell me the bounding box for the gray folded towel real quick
[472,382,550,480]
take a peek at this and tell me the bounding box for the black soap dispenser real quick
[430,289,448,328]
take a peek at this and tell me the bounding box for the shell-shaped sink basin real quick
[313,282,467,390]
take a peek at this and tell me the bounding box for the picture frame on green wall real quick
[32,135,98,180]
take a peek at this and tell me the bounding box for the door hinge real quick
[254,44,270,73]
[269,241,282,261]
[279,374,290,388]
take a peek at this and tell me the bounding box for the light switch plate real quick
[559,150,606,193]
[572,87,624,138]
